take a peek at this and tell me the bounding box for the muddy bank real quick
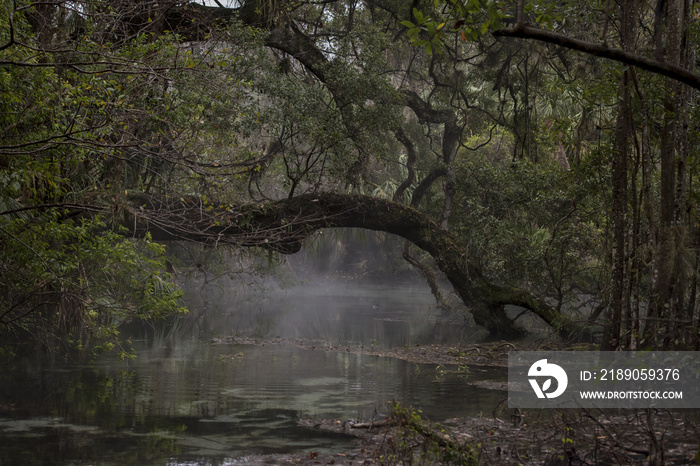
[226,405,699,465]
[211,336,578,366]
[222,406,700,465]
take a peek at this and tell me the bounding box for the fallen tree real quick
[127,192,594,340]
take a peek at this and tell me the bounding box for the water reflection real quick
[0,281,505,465]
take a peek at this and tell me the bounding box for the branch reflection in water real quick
[0,281,506,464]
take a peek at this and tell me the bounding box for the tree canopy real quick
[2,0,700,355]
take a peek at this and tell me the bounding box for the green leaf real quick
[408,27,421,39]
[481,21,489,35]
[413,8,424,23]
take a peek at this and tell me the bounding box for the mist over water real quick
[0,268,506,464]
[184,279,483,348]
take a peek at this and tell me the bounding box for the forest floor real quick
[216,339,700,465]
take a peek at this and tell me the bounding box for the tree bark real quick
[645,0,683,347]
[602,0,635,351]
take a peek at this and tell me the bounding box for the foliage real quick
[383,401,478,465]
[453,149,604,306]
[0,213,185,358]
[402,1,577,53]
[0,4,206,357]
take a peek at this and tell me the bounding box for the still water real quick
[0,281,506,465]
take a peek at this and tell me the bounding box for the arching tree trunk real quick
[126,192,594,341]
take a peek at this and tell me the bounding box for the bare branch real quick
[493,24,700,90]
[0,203,107,217]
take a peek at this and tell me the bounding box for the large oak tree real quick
[2,0,700,353]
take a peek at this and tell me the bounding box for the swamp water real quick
[0,281,507,465]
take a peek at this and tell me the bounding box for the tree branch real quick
[0,0,16,52]
[127,192,592,340]
[0,203,106,217]
[393,126,417,203]
[493,24,700,90]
